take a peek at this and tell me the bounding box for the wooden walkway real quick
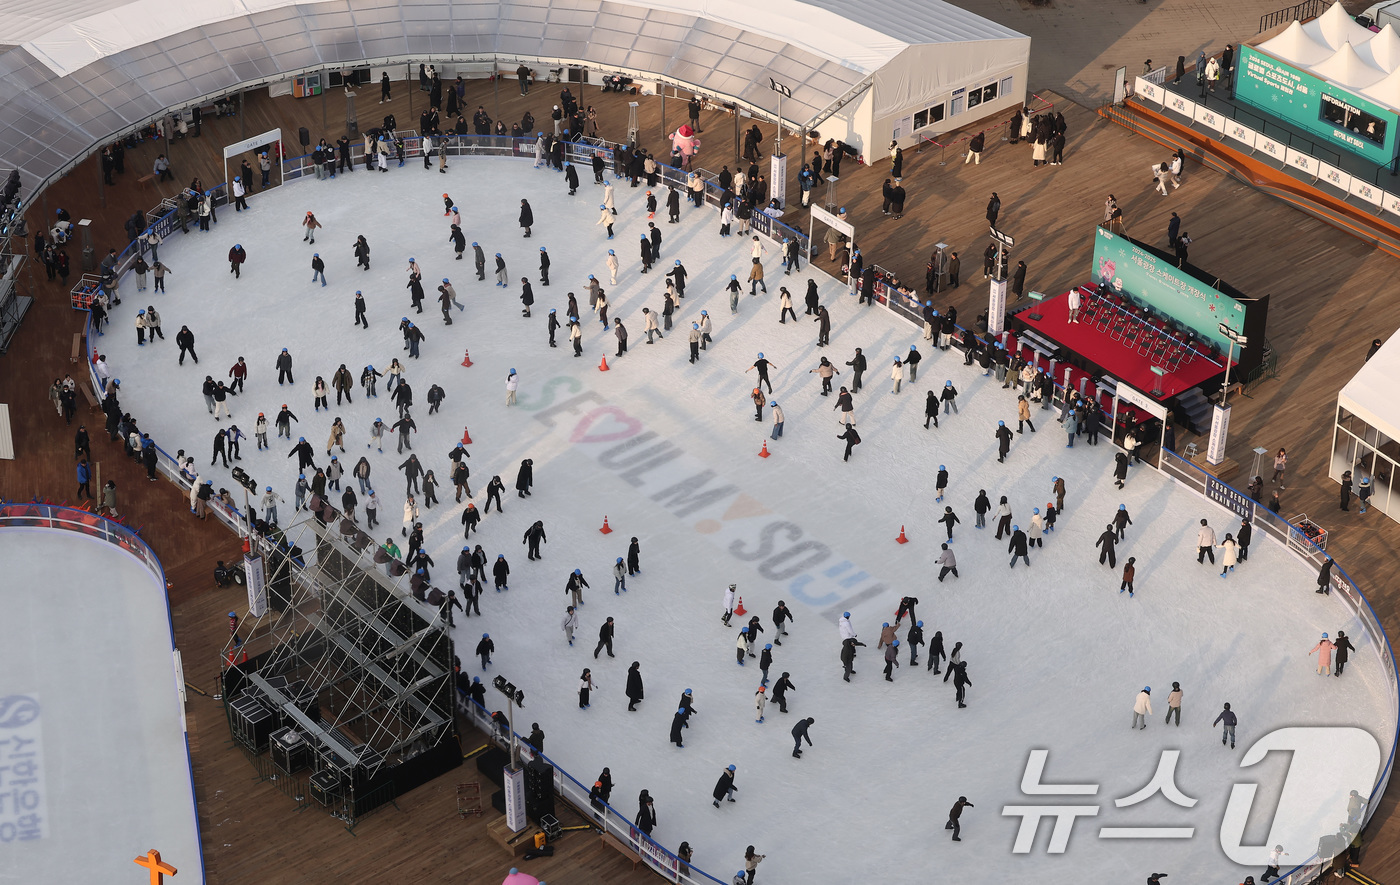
[7,79,1400,882]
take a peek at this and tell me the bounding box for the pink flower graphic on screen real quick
[1097,257,1116,282]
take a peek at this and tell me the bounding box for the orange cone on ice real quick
[599,516,613,534]
[758,441,771,458]
[896,525,909,544]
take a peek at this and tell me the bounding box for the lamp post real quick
[493,674,529,833]
[769,79,791,155]
[1207,323,1247,466]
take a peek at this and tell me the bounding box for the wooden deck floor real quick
[7,78,1400,882]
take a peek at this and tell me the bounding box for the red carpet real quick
[1019,288,1230,400]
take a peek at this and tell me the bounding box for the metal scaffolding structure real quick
[220,498,458,825]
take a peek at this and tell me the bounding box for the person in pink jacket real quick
[1309,633,1336,675]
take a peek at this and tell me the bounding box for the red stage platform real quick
[1018,286,1231,400]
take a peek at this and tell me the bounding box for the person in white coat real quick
[606,250,619,284]
[1066,287,1081,324]
[722,583,736,626]
[562,605,579,646]
[1196,519,1216,565]
[754,687,767,723]
[838,612,857,641]
[1132,686,1152,730]
[603,181,616,215]
[534,134,546,168]
[402,494,419,538]
[506,369,519,406]
[1218,532,1238,577]
[890,358,904,394]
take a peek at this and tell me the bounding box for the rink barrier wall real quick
[1159,449,1399,884]
[457,695,728,885]
[0,503,209,885]
[77,140,1396,884]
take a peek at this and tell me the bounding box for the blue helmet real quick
[843,612,850,618]
[939,465,946,471]
[574,568,581,575]
[757,352,764,358]
[998,420,1005,426]
[916,620,923,627]
[1013,525,1020,532]
[483,633,490,639]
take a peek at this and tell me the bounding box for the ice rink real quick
[101,157,1393,883]
[0,529,201,883]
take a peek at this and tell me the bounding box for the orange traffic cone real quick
[599,516,613,534]
[758,441,771,458]
[896,525,909,544]
[461,348,474,367]
[461,426,474,445]
[734,596,747,616]
[599,355,610,372]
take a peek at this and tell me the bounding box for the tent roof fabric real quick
[0,0,1026,192]
[1356,22,1400,72]
[1339,334,1400,436]
[1309,41,1386,89]
[1255,2,1400,106]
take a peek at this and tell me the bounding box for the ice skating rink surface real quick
[102,158,1394,882]
[0,529,201,883]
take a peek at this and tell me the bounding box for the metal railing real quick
[458,697,727,885]
[1260,0,1330,33]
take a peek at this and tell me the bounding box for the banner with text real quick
[1235,45,1399,164]
[1092,228,1246,354]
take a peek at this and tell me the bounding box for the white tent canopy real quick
[1302,0,1378,50]
[1260,20,1336,67]
[1356,23,1400,72]
[0,0,1028,192]
[1310,41,1386,89]
[1339,335,1400,433]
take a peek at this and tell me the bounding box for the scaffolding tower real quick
[221,497,459,826]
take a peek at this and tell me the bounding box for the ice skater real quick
[1132,686,1152,729]
[579,668,596,708]
[1213,702,1238,748]
[754,685,767,722]
[1309,633,1335,675]
[625,661,644,711]
[1121,557,1136,596]
[1097,524,1118,568]
[722,583,736,626]
[712,765,738,807]
[791,717,814,758]
[1196,519,1216,564]
[946,797,973,841]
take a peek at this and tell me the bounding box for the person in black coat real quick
[485,475,505,513]
[670,707,687,747]
[1334,630,1357,676]
[564,162,579,194]
[627,537,641,575]
[837,426,861,462]
[1113,505,1133,540]
[594,617,615,659]
[519,199,534,237]
[926,630,946,673]
[1096,524,1118,568]
[678,688,697,726]
[492,553,510,591]
[626,661,645,711]
[1114,451,1130,489]
[1237,517,1253,562]
[771,672,795,712]
[1008,526,1030,567]
[804,279,820,315]
[938,507,960,541]
[995,421,1013,462]
[791,717,815,758]
[523,520,547,560]
[635,795,656,834]
[712,766,737,807]
[952,663,973,708]
[475,633,494,668]
[515,458,534,497]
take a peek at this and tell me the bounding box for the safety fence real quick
[915,93,1055,166]
[459,698,727,885]
[1260,0,1330,33]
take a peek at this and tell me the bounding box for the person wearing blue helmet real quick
[475,632,495,669]
[726,274,742,314]
[688,321,702,363]
[747,353,776,394]
[227,243,246,278]
[1133,686,1152,730]
[596,202,614,239]
[1008,524,1030,568]
[1114,503,1133,541]
[995,420,1013,463]
[472,241,486,280]
[606,248,619,284]
[613,557,627,594]
[935,465,949,502]
[567,568,589,607]
[538,246,550,285]
[494,252,507,287]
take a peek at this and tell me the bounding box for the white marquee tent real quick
[1256,2,1400,109]
[0,0,1029,196]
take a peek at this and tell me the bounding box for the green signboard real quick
[1235,44,1399,164]
[1092,228,1246,354]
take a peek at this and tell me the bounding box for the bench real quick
[137,173,157,190]
[600,832,641,870]
[80,384,100,413]
[71,332,83,363]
